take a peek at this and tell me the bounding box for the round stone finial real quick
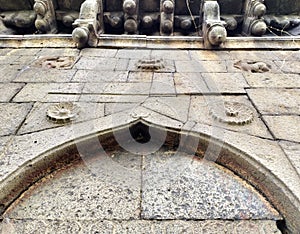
[47,102,80,123]
[251,20,267,36]
[124,19,137,33]
[180,19,192,30]
[253,3,266,17]
[162,20,173,34]
[123,0,137,14]
[209,102,254,125]
[72,27,89,48]
[142,16,153,28]
[35,19,49,32]
[34,2,47,16]
[207,25,227,46]
[163,0,174,14]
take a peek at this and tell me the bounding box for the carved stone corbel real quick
[201,0,227,48]
[72,0,104,48]
[160,0,175,36]
[242,0,267,36]
[34,0,57,33]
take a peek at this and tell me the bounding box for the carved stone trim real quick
[160,0,175,36]
[34,0,57,33]
[46,102,80,123]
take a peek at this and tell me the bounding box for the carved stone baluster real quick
[34,0,57,33]
[72,0,104,48]
[201,0,227,48]
[242,0,267,36]
[123,0,139,34]
[160,0,175,36]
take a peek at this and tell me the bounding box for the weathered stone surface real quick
[175,60,227,73]
[202,72,248,93]
[116,49,152,59]
[105,103,139,116]
[79,94,147,103]
[142,151,280,220]
[5,48,41,56]
[264,116,300,142]
[0,103,32,136]
[274,60,300,74]
[13,83,84,102]
[37,48,80,57]
[189,96,272,139]
[280,141,300,176]
[72,70,128,83]
[174,73,209,94]
[190,50,231,61]
[18,102,104,134]
[244,73,300,87]
[14,68,76,83]
[75,57,119,71]
[0,65,23,83]
[247,89,300,115]
[151,50,191,61]
[227,60,280,73]
[82,82,152,95]
[0,219,280,233]
[80,48,118,57]
[229,51,281,61]
[6,153,141,220]
[128,72,153,83]
[0,83,24,102]
[150,73,176,95]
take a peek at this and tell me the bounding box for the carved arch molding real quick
[0,121,299,233]
[0,0,299,48]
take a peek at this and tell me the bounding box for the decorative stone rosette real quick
[209,102,254,125]
[47,102,80,123]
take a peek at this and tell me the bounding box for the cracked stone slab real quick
[14,68,76,83]
[72,70,128,83]
[75,57,119,71]
[0,103,32,136]
[18,102,105,134]
[127,72,153,83]
[83,82,152,95]
[5,153,141,220]
[247,89,300,115]
[80,48,117,57]
[151,50,191,61]
[0,65,23,83]
[13,83,84,102]
[0,83,24,102]
[174,73,209,94]
[190,50,231,61]
[142,151,281,220]
[79,94,147,103]
[202,72,248,94]
[150,73,175,95]
[244,73,300,88]
[280,141,300,176]
[37,48,80,57]
[264,116,300,143]
[141,96,190,122]
[116,49,152,59]
[274,60,300,74]
[175,60,227,73]
[0,220,281,233]
[189,96,272,139]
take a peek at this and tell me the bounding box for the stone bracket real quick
[34,0,58,34]
[72,0,104,48]
[201,0,227,48]
[123,0,139,34]
[160,0,175,36]
[242,0,267,36]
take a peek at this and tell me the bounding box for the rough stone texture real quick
[80,48,118,57]
[247,89,300,115]
[202,72,248,93]
[175,60,227,73]
[0,220,280,233]
[150,73,176,95]
[0,83,24,102]
[142,152,280,220]
[264,116,300,142]
[14,68,76,83]
[128,72,153,83]
[280,141,300,176]
[244,73,300,88]
[174,73,209,94]
[274,60,300,74]
[72,70,128,83]
[189,95,272,139]
[0,65,23,83]
[0,103,32,136]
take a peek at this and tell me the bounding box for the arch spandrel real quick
[0,109,299,232]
